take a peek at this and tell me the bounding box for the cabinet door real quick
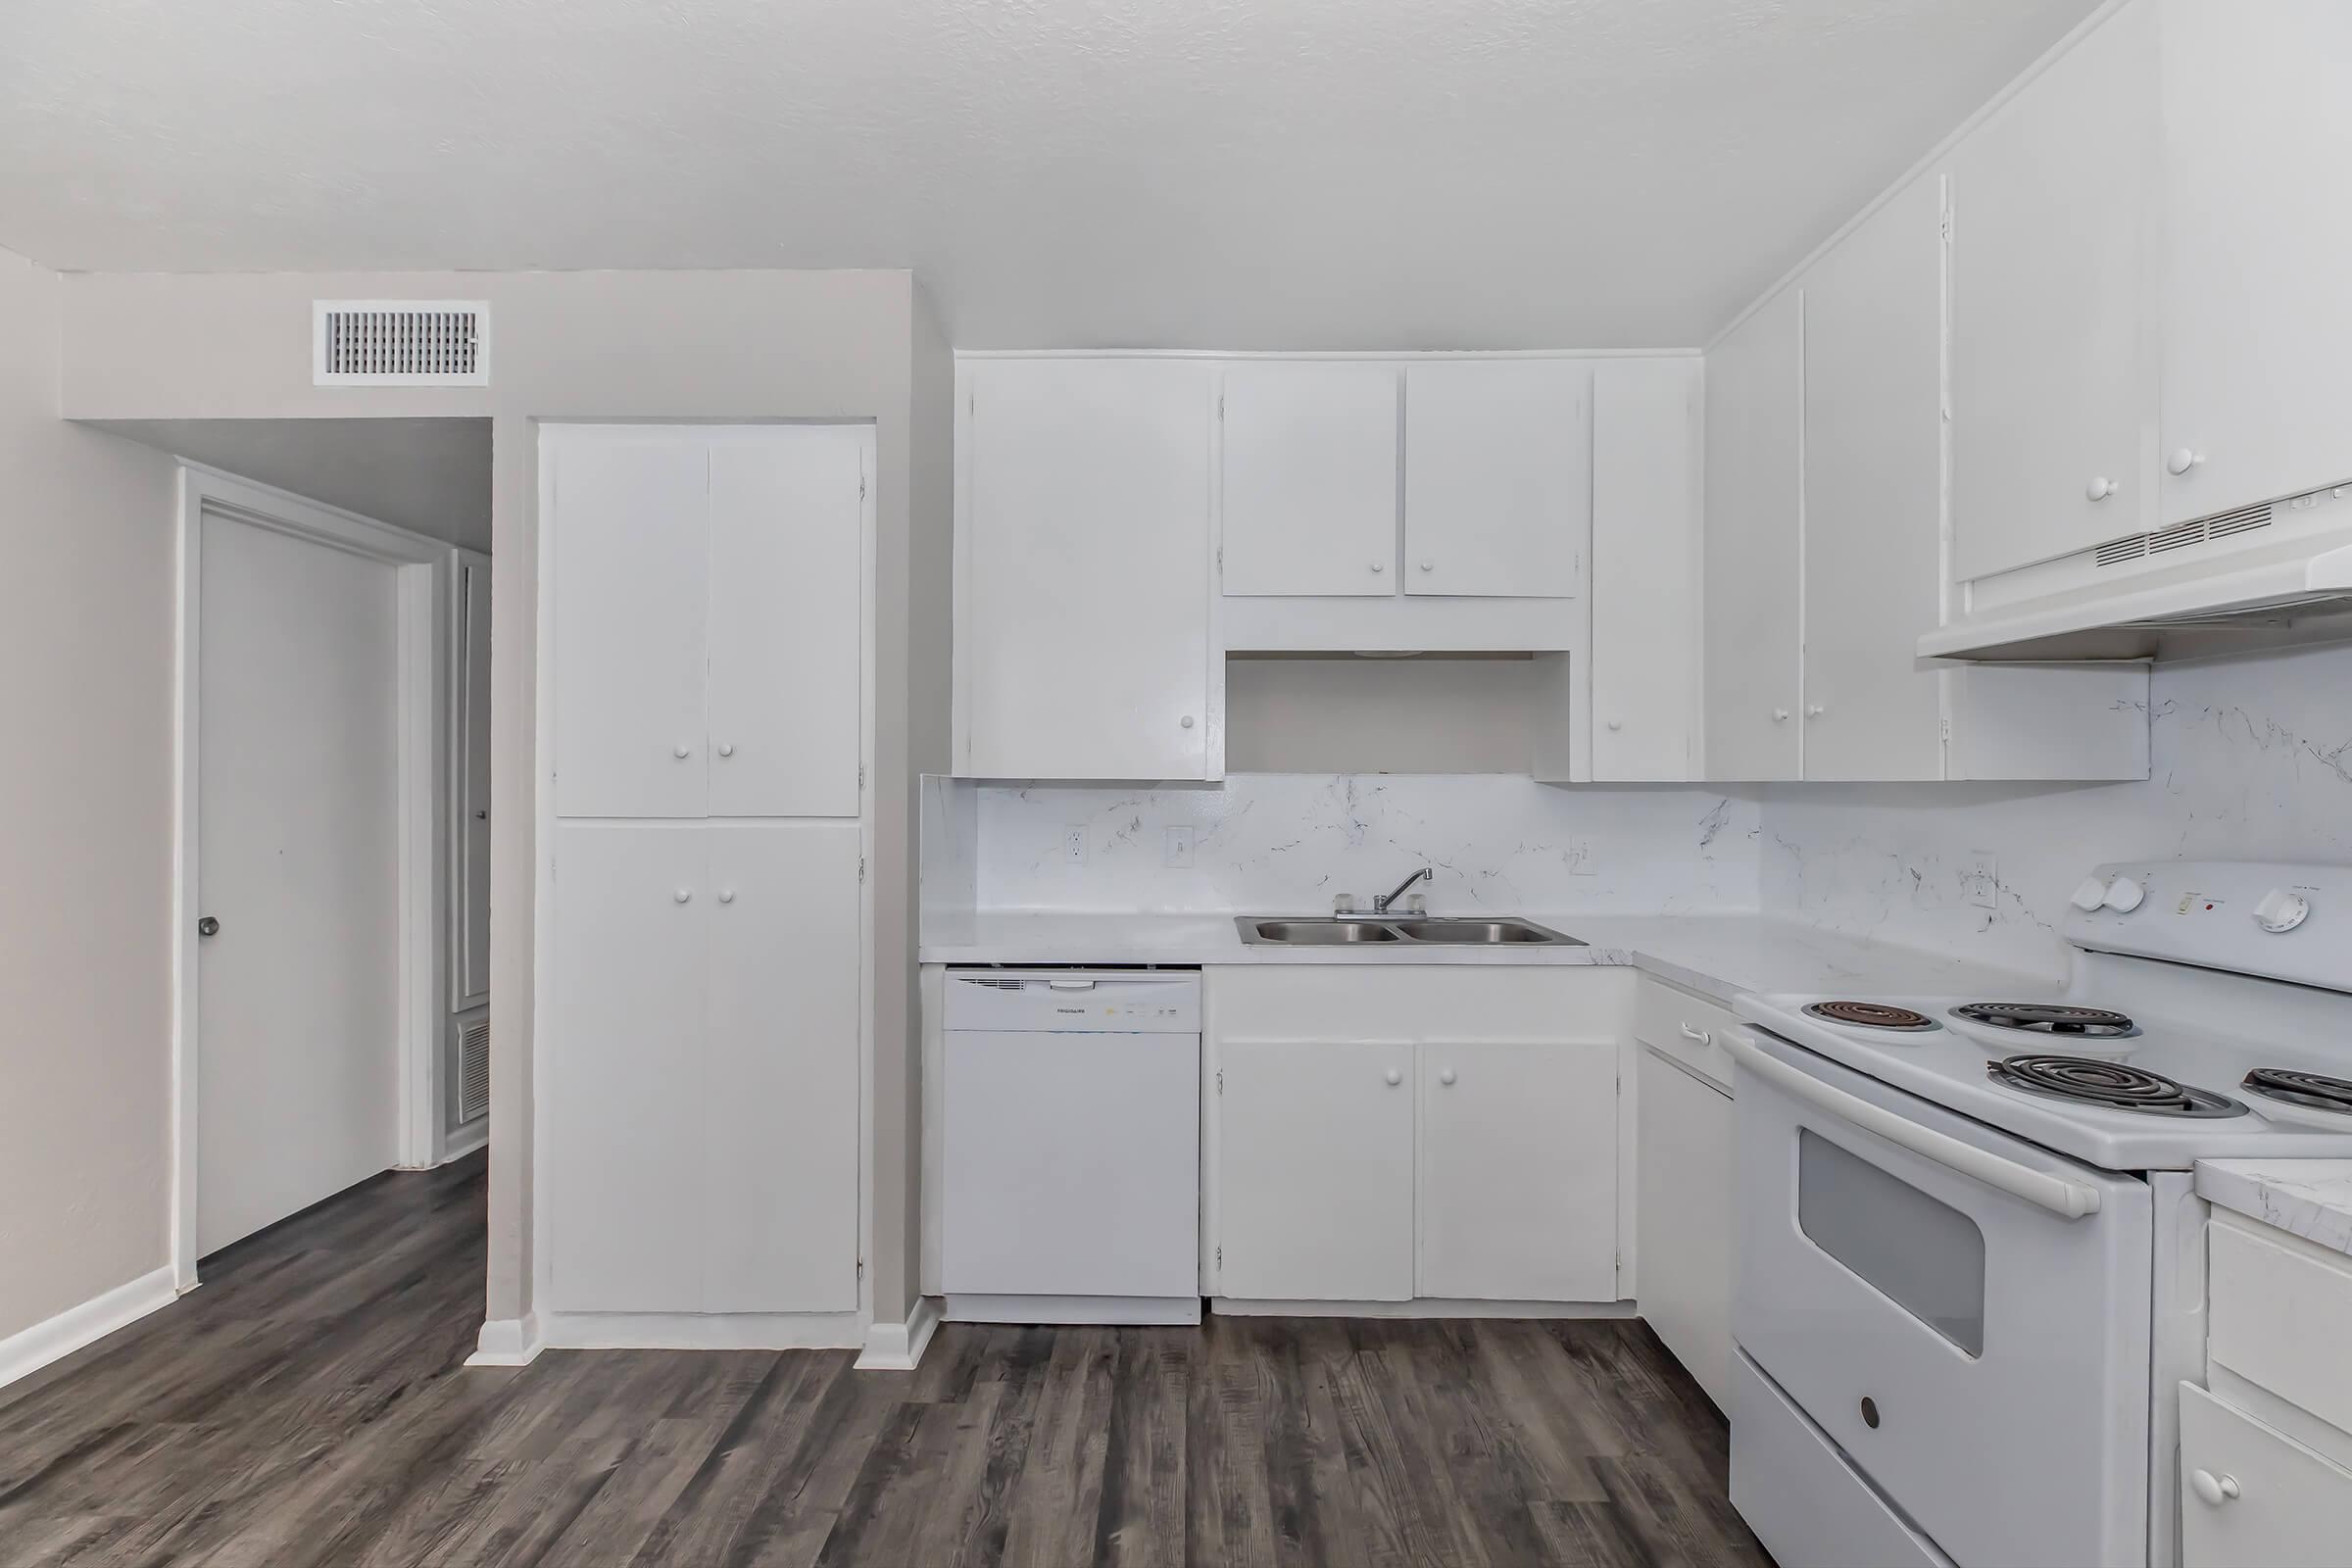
[1949,0,2158,580]
[1403,361,1590,598]
[961,360,1213,779]
[1216,1041,1414,1301]
[1801,174,1948,781]
[1591,359,1700,781]
[2179,1383,2352,1568]
[1220,363,1399,597]
[1418,1042,1618,1302]
[551,430,710,818]
[704,821,862,1312]
[548,822,707,1311]
[1702,288,1804,780]
[2159,0,2352,525]
[1637,1051,1733,1407]
[707,428,864,818]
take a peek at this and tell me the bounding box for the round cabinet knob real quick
[2168,448,2206,476]
[1384,1068,1403,1087]
[673,888,693,905]
[1419,560,1434,573]
[1806,704,1826,719]
[673,744,691,760]
[2188,1468,2241,1507]
[717,889,736,905]
[1772,708,1790,722]
[2070,876,2110,913]
[1370,561,1386,574]
[2102,876,2146,913]
[1180,714,1196,729]
[1439,1068,1457,1086]
[1605,718,1623,732]
[716,742,735,758]
[2255,888,2311,934]
[2086,476,2121,502]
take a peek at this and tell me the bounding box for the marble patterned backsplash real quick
[970,774,1763,916]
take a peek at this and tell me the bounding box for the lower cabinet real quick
[1207,967,1627,1306]
[2180,1383,2352,1568]
[549,819,861,1316]
[1635,1047,1734,1407]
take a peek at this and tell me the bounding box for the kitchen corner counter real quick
[2196,1159,2352,1257]
[918,911,2050,1008]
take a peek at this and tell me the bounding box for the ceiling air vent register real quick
[313,300,489,386]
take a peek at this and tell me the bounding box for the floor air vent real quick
[2092,500,2275,568]
[313,301,489,385]
[458,1016,490,1123]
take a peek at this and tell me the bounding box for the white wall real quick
[969,775,1762,916]
[1761,641,2352,979]
[58,268,936,1332]
[0,247,179,1343]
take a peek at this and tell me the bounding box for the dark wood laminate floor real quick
[0,1154,1770,1567]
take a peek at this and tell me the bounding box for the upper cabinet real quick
[956,358,1217,781]
[2157,0,2352,527]
[1702,288,1805,782]
[1219,362,1399,597]
[1948,0,2158,582]
[1403,361,1590,598]
[1589,359,1701,782]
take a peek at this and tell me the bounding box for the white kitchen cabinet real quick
[1801,173,1947,781]
[957,358,1216,780]
[1219,362,1399,598]
[1589,358,1701,781]
[1702,287,1804,781]
[706,429,865,818]
[702,821,862,1313]
[1636,1046,1733,1409]
[2157,0,2352,527]
[1215,1040,1415,1302]
[1403,361,1589,598]
[551,425,867,818]
[551,432,711,819]
[1948,0,2158,581]
[549,821,709,1312]
[1419,1042,1617,1301]
[2180,1383,2352,1568]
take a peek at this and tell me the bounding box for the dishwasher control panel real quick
[943,969,1201,1033]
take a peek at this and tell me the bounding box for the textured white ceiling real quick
[95,419,493,552]
[1,0,2098,348]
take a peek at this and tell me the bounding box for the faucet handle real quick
[1333,893,1364,916]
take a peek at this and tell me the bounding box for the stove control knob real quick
[2071,877,2110,913]
[2102,876,2146,913]
[2255,888,2311,934]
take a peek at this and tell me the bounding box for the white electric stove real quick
[1723,860,2352,1568]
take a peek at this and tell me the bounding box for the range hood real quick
[1922,484,2352,662]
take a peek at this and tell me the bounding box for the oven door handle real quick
[1723,1031,2105,1220]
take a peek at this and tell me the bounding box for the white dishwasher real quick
[941,968,1201,1325]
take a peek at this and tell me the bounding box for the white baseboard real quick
[540,1309,863,1351]
[466,1311,544,1366]
[855,1295,941,1371]
[438,1121,488,1163]
[1211,1297,1639,1320]
[0,1264,178,1392]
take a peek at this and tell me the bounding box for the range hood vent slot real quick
[313,301,489,385]
[2092,502,2274,569]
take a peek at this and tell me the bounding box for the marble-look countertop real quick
[918,910,2049,1007]
[2196,1160,2352,1257]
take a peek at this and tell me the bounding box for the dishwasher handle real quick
[1723,1031,2104,1220]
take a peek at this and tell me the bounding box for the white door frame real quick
[172,463,450,1289]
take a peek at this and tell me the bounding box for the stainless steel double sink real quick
[1234,915,1584,947]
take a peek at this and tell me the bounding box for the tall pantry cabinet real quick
[541,424,870,1329]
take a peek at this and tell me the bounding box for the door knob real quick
[1772,708,1789,722]
[473,809,488,821]
[2167,448,2206,476]
[1806,704,1826,718]
[672,743,691,760]
[1439,1068,1457,1086]
[674,888,693,905]
[1370,561,1386,574]
[717,889,736,905]
[716,742,734,758]
[1419,560,1435,573]
[1605,718,1623,731]
[197,915,220,938]
[1384,1068,1403,1086]
[2188,1468,2240,1507]
[2085,476,2120,502]
[1180,714,1196,729]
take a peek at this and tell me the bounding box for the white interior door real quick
[1216,1040,1414,1301]
[707,429,864,817]
[703,820,862,1312]
[1702,287,1805,781]
[551,430,710,818]
[197,511,402,1255]
[1417,1042,1618,1301]
[456,555,492,1006]
[1402,361,1589,597]
[1218,362,1400,597]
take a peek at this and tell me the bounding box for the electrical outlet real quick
[1163,825,1196,868]
[1964,852,1998,910]
[1063,826,1088,866]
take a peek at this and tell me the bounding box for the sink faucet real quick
[1372,866,1432,913]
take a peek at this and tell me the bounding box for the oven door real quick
[1729,1027,2152,1568]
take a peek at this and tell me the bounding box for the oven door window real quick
[1797,1129,1987,1356]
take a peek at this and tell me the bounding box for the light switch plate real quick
[1063,826,1088,865]
[1163,826,1195,868]
[1963,852,1998,910]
